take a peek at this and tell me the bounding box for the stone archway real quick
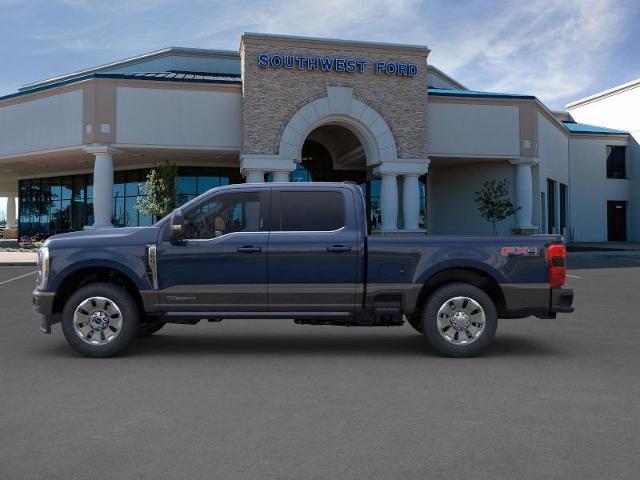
[240,85,429,232]
[278,86,398,167]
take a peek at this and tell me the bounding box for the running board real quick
[161,311,354,323]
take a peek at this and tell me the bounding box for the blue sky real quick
[1,0,639,109]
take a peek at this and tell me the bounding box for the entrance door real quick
[607,201,627,241]
[156,189,270,311]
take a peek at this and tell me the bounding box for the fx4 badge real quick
[501,246,540,256]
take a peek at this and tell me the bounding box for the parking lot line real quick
[566,274,581,278]
[0,271,36,287]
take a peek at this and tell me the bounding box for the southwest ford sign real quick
[257,54,418,77]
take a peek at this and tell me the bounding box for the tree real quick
[136,160,178,220]
[474,179,520,235]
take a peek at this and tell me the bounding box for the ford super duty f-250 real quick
[32,182,574,358]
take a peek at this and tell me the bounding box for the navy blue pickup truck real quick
[33,182,573,358]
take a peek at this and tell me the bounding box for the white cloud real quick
[5,0,634,109]
[425,0,631,108]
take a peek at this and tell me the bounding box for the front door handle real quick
[326,245,352,253]
[237,246,262,253]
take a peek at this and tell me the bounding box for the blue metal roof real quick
[427,87,535,100]
[562,121,628,135]
[0,71,242,102]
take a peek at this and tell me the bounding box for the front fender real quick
[47,249,149,292]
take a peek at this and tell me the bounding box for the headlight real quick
[37,247,49,290]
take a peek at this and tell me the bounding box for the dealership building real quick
[0,33,636,242]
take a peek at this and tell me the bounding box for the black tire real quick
[61,283,140,358]
[407,315,424,334]
[422,282,498,357]
[137,320,166,337]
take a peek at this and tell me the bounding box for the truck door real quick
[156,189,269,312]
[267,187,360,311]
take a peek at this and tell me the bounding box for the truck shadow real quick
[122,331,561,358]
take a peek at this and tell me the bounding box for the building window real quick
[547,179,556,234]
[18,167,243,239]
[559,183,568,233]
[606,146,626,179]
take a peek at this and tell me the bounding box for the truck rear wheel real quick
[422,282,497,357]
[61,283,140,358]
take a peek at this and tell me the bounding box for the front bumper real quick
[32,289,59,334]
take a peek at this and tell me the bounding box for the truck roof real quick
[214,181,362,193]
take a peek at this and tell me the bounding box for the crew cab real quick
[33,182,574,358]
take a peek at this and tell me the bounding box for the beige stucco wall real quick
[240,35,429,160]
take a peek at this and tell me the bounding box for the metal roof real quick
[120,71,241,82]
[427,87,535,100]
[562,121,628,135]
[0,71,241,103]
[19,47,240,92]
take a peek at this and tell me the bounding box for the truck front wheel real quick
[422,283,498,357]
[61,283,140,358]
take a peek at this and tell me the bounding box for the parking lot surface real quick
[1,258,639,479]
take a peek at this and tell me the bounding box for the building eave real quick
[1,73,242,105]
[565,78,640,109]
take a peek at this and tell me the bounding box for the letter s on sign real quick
[258,54,269,68]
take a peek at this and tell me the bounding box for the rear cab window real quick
[277,190,345,232]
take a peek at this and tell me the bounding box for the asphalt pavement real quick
[1,258,639,480]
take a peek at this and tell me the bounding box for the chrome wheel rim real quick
[436,296,486,345]
[73,296,123,346]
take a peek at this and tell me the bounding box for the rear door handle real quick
[237,246,262,253]
[326,245,352,253]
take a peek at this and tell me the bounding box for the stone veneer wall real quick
[240,35,429,160]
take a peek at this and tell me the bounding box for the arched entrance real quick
[286,123,426,233]
[296,125,376,229]
[242,86,429,231]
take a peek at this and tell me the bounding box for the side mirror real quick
[169,208,185,243]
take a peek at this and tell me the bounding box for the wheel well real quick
[415,268,505,315]
[52,267,143,315]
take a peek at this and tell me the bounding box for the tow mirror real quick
[169,208,185,243]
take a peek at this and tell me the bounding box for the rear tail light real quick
[547,243,566,288]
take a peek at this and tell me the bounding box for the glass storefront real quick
[19,167,243,239]
[19,164,426,239]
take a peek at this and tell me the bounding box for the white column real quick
[380,173,399,232]
[509,158,538,231]
[271,171,290,182]
[84,146,117,229]
[244,170,265,183]
[6,196,16,229]
[402,174,421,231]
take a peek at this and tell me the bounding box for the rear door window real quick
[279,191,345,232]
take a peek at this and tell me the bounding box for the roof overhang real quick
[565,78,640,109]
[19,47,240,93]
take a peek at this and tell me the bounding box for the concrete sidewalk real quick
[0,251,38,266]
